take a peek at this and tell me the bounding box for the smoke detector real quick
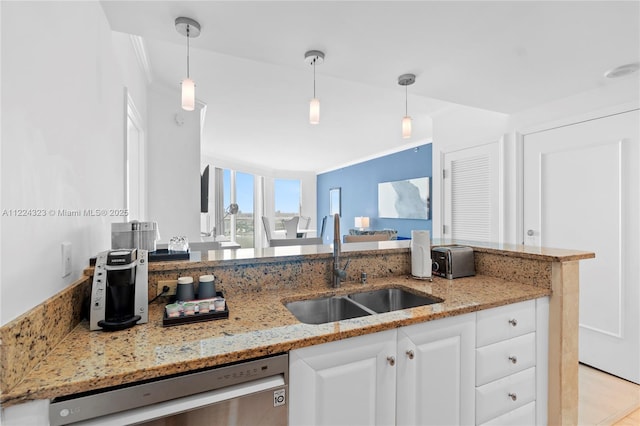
[604,62,640,79]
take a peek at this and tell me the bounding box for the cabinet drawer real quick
[477,300,535,347]
[479,401,536,426]
[476,333,536,386]
[475,367,536,424]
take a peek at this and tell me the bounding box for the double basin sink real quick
[285,287,443,324]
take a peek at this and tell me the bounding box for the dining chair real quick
[283,216,300,238]
[262,216,273,244]
[319,216,327,241]
[297,216,311,238]
[270,237,322,247]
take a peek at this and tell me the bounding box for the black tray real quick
[162,291,228,327]
[149,249,190,262]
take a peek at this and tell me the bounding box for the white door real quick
[443,142,501,242]
[523,110,640,383]
[397,313,476,425]
[289,329,397,426]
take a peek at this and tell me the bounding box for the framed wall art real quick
[378,177,430,219]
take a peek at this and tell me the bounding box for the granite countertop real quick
[112,240,594,272]
[2,273,550,405]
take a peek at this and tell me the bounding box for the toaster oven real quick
[431,246,475,279]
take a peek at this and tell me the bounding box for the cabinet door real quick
[397,313,476,426]
[289,329,397,426]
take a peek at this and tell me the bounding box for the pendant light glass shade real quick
[402,115,412,139]
[309,98,320,125]
[182,78,195,111]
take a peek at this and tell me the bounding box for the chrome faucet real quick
[332,213,350,287]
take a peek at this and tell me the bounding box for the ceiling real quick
[100,1,640,173]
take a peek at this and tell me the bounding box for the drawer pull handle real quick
[406,350,415,360]
[387,356,395,366]
[508,393,517,401]
[508,318,518,327]
[508,355,518,364]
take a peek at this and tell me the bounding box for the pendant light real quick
[304,50,325,124]
[175,17,201,111]
[398,74,416,138]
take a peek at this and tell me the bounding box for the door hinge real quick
[442,169,447,179]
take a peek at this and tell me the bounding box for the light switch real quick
[61,242,72,278]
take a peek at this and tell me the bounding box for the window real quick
[210,172,305,248]
[274,179,301,231]
[219,169,255,248]
[234,172,254,248]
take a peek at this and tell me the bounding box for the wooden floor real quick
[578,363,640,426]
[613,407,640,426]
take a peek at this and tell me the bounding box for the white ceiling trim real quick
[129,34,153,85]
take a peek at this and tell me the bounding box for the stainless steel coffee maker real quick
[89,249,148,331]
[111,221,159,252]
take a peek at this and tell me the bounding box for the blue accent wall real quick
[317,144,432,243]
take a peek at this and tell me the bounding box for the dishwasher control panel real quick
[49,354,289,426]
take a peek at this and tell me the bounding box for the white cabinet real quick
[397,314,476,426]
[476,331,536,386]
[476,367,536,424]
[289,313,476,426]
[475,298,548,426]
[1,400,50,426]
[289,301,550,426]
[476,300,536,347]
[289,329,397,425]
[480,401,536,426]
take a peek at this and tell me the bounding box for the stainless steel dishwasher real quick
[49,354,288,426]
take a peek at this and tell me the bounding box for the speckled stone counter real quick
[1,274,549,405]
[0,240,594,425]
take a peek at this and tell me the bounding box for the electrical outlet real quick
[61,242,72,278]
[157,280,178,296]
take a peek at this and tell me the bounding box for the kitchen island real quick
[0,241,593,425]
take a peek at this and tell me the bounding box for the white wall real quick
[147,87,201,243]
[0,1,146,325]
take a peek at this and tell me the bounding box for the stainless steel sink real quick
[284,287,444,324]
[285,296,373,324]
[347,288,443,313]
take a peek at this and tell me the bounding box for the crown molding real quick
[129,34,153,85]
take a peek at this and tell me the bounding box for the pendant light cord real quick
[186,25,190,78]
[313,57,316,98]
[405,84,408,116]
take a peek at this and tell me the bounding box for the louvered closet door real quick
[443,143,500,242]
